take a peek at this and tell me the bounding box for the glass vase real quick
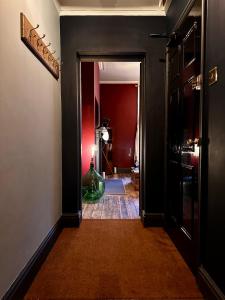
[82,158,105,203]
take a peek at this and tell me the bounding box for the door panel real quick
[166,0,202,273]
[181,163,195,239]
[168,160,181,225]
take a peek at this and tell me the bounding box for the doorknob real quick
[191,75,201,90]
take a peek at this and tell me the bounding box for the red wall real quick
[81,62,100,175]
[100,84,138,168]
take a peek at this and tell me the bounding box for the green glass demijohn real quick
[82,158,105,203]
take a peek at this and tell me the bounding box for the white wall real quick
[0,0,61,297]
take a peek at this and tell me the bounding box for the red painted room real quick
[81,61,141,219]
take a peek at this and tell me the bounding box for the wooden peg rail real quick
[20,13,59,80]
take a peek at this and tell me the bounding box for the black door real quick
[166,2,202,273]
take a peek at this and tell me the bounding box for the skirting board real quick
[197,266,225,300]
[117,167,131,174]
[2,218,62,300]
[61,211,82,227]
[142,211,165,227]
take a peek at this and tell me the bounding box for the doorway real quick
[80,59,141,219]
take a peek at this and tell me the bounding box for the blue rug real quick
[104,179,126,195]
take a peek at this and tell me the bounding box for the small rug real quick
[104,179,126,195]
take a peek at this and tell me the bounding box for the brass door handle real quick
[191,74,202,90]
[186,138,200,146]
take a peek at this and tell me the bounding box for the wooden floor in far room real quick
[82,174,140,219]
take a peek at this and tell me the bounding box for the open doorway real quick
[81,60,141,219]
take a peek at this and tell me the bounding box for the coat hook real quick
[48,50,56,62]
[29,24,39,40]
[48,50,56,59]
[53,57,60,67]
[37,34,46,48]
[53,60,58,68]
[42,42,51,54]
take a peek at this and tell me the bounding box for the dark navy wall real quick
[60,16,167,216]
[166,0,191,31]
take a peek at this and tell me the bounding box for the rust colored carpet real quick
[25,220,203,300]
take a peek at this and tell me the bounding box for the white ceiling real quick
[99,62,140,83]
[54,0,172,16]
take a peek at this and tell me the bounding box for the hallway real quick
[25,220,203,300]
[1,0,225,299]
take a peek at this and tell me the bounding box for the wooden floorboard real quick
[82,174,140,219]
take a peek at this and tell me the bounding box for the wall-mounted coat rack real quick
[20,13,59,80]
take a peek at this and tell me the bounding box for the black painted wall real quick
[167,0,191,31]
[167,0,225,296]
[60,17,167,216]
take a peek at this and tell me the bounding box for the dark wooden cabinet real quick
[166,1,202,273]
